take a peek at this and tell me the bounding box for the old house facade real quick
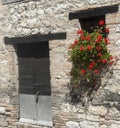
[0,0,120,128]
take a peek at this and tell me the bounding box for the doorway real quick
[17,42,52,127]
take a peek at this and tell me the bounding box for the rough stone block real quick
[66,121,79,128]
[108,107,120,116]
[79,121,99,128]
[0,107,6,114]
[86,115,99,122]
[106,13,120,24]
[111,124,120,128]
[100,125,108,128]
[88,106,107,116]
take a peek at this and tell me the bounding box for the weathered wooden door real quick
[17,42,52,126]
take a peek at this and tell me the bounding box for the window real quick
[79,15,105,33]
[17,42,53,127]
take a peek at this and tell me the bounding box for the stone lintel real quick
[4,32,66,44]
[69,4,119,20]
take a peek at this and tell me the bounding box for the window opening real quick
[79,15,105,33]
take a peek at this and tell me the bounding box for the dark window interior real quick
[17,43,49,58]
[17,42,51,95]
[79,15,105,33]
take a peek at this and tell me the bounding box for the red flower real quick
[104,38,110,44]
[94,70,100,74]
[97,35,102,40]
[91,61,95,66]
[107,41,110,44]
[96,39,101,44]
[104,38,108,43]
[87,45,92,51]
[96,46,102,51]
[105,28,109,33]
[97,52,102,57]
[70,40,79,49]
[109,55,113,60]
[97,58,102,62]
[109,61,113,66]
[102,59,107,64]
[99,20,105,26]
[79,46,84,51]
[81,36,85,41]
[96,35,102,44]
[77,29,83,35]
[86,35,91,41]
[88,64,94,69]
[74,39,78,45]
[81,69,86,75]
[88,61,95,69]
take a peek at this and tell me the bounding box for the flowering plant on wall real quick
[68,20,114,88]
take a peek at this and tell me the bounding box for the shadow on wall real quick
[66,15,115,106]
[67,68,113,106]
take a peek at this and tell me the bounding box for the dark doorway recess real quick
[17,42,53,127]
[17,42,51,95]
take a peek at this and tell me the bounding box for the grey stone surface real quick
[88,105,107,116]
[79,121,99,128]
[111,124,120,128]
[0,0,120,128]
[0,107,5,114]
[66,121,79,128]
[108,107,120,116]
[100,125,108,128]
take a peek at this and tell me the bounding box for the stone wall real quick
[0,0,120,128]
[0,1,19,128]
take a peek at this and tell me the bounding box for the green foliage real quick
[68,20,114,84]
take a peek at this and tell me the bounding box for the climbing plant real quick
[68,20,115,104]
